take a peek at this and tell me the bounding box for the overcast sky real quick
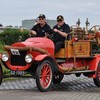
[0,0,100,27]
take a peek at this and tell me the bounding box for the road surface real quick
[0,75,100,100]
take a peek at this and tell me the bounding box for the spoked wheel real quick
[0,65,3,85]
[53,72,64,84]
[36,60,53,92]
[93,63,100,87]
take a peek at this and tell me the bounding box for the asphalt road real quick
[0,75,100,100]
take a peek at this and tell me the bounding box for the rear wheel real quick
[53,72,64,84]
[93,63,100,87]
[36,60,53,92]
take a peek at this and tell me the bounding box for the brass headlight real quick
[2,53,9,62]
[25,54,33,63]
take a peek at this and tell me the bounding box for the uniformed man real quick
[52,15,70,53]
[29,14,51,37]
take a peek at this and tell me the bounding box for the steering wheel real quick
[87,25,100,40]
[89,25,100,33]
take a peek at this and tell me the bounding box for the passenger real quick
[52,15,70,53]
[29,14,51,37]
[34,18,39,25]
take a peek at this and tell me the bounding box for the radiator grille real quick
[11,51,27,66]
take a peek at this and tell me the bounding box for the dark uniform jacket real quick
[53,23,70,43]
[31,23,51,37]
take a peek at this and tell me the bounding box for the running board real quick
[64,70,95,75]
[56,59,66,63]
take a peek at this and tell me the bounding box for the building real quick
[22,19,56,30]
[0,25,25,33]
[0,27,4,33]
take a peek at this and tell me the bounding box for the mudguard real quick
[34,54,52,62]
[34,54,59,72]
[87,54,100,78]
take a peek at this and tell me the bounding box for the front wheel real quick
[93,63,100,87]
[0,65,3,85]
[36,60,53,92]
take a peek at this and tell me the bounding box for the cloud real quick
[0,0,100,27]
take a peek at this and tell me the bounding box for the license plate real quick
[11,71,25,76]
[10,49,20,55]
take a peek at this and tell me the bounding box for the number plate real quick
[10,49,20,55]
[11,71,25,76]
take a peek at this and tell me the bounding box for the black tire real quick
[93,63,100,87]
[36,60,53,92]
[0,65,3,85]
[53,72,64,84]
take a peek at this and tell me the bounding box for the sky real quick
[0,0,100,28]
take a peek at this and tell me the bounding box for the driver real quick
[52,15,70,53]
[29,14,51,37]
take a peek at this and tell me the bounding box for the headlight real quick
[2,53,9,62]
[25,54,33,63]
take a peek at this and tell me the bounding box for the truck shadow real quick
[0,75,99,92]
[51,79,97,92]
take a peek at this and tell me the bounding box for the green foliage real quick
[0,42,4,53]
[0,28,29,45]
[0,29,30,81]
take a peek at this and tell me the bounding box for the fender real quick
[34,54,60,72]
[34,54,51,62]
[87,54,100,78]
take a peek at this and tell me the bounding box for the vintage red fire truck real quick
[0,23,100,92]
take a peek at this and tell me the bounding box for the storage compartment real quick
[55,40,91,58]
[67,41,91,57]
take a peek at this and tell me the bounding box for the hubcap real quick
[40,63,52,89]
